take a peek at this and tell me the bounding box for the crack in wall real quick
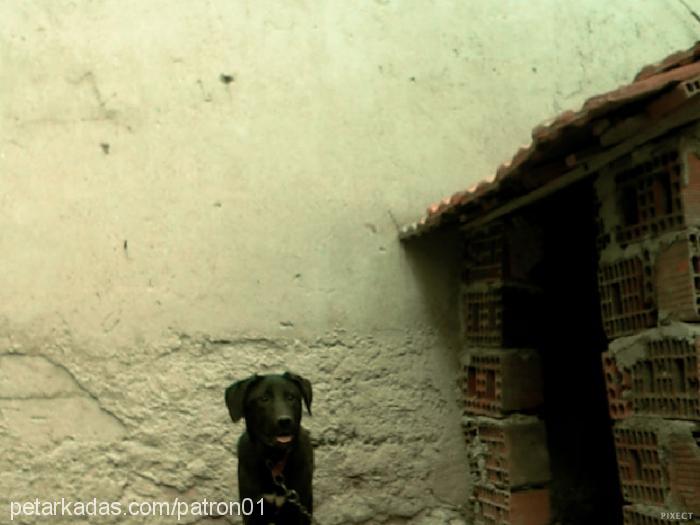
[678,0,700,25]
[0,352,127,430]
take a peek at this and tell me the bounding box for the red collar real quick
[269,452,289,480]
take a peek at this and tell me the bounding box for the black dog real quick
[225,372,314,525]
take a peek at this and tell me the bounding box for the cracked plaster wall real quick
[0,1,697,524]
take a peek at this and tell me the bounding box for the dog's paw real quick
[262,493,286,508]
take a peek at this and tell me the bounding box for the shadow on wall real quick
[400,228,463,351]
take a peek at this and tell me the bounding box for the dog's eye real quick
[285,393,295,401]
[259,395,271,402]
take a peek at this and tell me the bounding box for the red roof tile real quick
[401,42,700,239]
[400,41,700,240]
[635,44,700,81]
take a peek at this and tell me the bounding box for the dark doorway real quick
[532,180,623,524]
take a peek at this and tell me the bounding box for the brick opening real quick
[533,180,624,524]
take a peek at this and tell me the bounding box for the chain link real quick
[270,472,318,525]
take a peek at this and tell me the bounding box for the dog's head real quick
[225,372,312,449]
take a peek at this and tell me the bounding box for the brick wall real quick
[470,484,550,525]
[613,418,700,513]
[459,349,544,417]
[458,217,551,525]
[595,124,700,521]
[457,120,700,525]
[596,128,700,250]
[462,415,550,489]
[602,325,700,420]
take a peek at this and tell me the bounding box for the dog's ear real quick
[225,374,258,423]
[283,371,312,416]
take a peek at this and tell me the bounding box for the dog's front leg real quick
[238,464,282,524]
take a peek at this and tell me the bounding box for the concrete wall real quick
[0,1,696,523]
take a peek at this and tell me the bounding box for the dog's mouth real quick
[275,434,293,444]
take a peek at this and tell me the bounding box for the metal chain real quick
[271,473,319,525]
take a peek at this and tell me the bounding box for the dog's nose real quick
[277,416,293,430]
